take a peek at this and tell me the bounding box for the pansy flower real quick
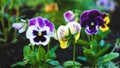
[96,0,116,12]
[64,10,75,22]
[100,16,110,32]
[26,17,54,45]
[57,22,81,49]
[12,19,27,33]
[80,9,104,35]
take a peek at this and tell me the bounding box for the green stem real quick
[47,42,50,53]
[111,43,117,53]
[73,42,76,68]
[87,35,90,42]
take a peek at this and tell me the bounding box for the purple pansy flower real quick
[96,0,116,12]
[80,9,104,35]
[64,10,75,22]
[26,17,54,45]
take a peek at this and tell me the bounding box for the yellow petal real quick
[100,25,109,32]
[75,32,80,43]
[59,40,68,49]
[104,16,110,24]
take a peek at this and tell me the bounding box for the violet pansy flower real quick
[26,17,54,45]
[64,10,75,22]
[12,19,26,33]
[96,0,116,12]
[80,9,104,35]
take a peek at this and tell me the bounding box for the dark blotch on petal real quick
[33,30,38,36]
[39,36,46,42]
[81,18,91,27]
[101,12,107,18]
[33,36,47,43]
[94,16,104,26]
[41,31,47,35]
[34,37,40,42]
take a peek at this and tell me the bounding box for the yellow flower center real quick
[38,33,42,36]
[91,22,94,26]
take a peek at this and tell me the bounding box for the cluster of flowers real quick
[13,9,110,49]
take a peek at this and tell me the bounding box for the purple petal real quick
[37,17,45,28]
[29,18,36,26]
[94,16,104,26]
[87,10,101,20]
[80,10,89,20]
[44,19,54,32]
[80,18,91,27]
[64,11,75,22]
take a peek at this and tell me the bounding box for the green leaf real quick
[47,46,58,59]
[63,61,81,67]
[0,38,6,42]
[48,60,59,66]
[83,49,95,58]
[23,45,32,60]
[100,53,119,63]
[96,43,111,57]
[98,30,111,39]
[37,46,46,60]
[77,39,89,48]
[11,61,26,67]
[77,56,87,62]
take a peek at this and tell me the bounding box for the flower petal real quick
[94,16,104,26]
[100,25,109,32]
[85,26,98,35]
[57,25,68,40]
[75,32,80,43]
[87,10,101,20]
[18,27,25,33]
[59,40,68,49]
[67,22,81,34]
[29,36,40,45]
[40,36,50,46]
[80,18,91,27]
[44,18,54,32]
[26,26,38,39]
[29,18,36,26]
[37,17,46,28]
[12,23,24,30]
[64,11,75,22]
[104,16,110,24]
[80,10,89,20]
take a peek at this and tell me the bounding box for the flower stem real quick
[73,42,76,68]
[47,42,50,53]
[111,43,117,53]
